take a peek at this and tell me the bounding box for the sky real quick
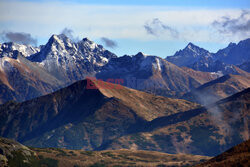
[0,0,250,58]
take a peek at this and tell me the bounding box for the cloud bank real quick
[0,31,37,46]
[212,10,250,35]
[0,0,246,44]
[144,18,179,38]
[61,28,80,42]
[101,37,118,48]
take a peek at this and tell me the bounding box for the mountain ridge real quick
[196,139,250,167]
[182,74,250,105]
[0,79,199,150]
[100,87,250,156]
[166,38,250,74]
[0,35,249,104]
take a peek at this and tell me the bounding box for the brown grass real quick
[32,148,210,167]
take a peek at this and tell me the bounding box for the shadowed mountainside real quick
[196,139,250,167]
[99,88,250,156]
[0,79,198,150]
[0,80,249,156]
[0,52,63,104]
[96,52,205,98]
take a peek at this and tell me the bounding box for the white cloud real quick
[0,0,246,43]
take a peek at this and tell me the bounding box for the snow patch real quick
[152,58,162,71]
[0,57,14,72]
[210,71,223,77]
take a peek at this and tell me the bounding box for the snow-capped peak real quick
[0,42,40,58]
[48,34,74,49]
[78,37,99,50]
[27,34,117,81]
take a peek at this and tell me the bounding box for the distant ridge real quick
[0,79,198,150]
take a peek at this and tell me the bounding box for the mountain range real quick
[0,79,249,156]
[0,34,116,104]
[96,52,203,97]
[1,35,249,104]
[0,79,198,150]
[166,39,250,75]
[98,87,250,156]
[182,74,250,104]
[0,34,249,166]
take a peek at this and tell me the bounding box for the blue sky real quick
[0,0,250,57]
[19,0,250,8]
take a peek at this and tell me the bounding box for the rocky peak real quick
[82,37,92,43]
[77,37,100,51]
[47,34,74,49]
[228,42,236,47]
[213,38,250,65]
[134,52,148,59]
[186,42,196,49]
[0,42,39,58]
[184,42,209,55]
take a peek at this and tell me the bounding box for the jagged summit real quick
[186,42,197,48]
[46,34,76,52]
[82,37,92,42]
[228,42,236,47]
[48,34,71,44]
[165,39,250,74]
[0,42,40,58]
[166,42,212,68]
[184,42,209,53]
[97,52,201,94]
[238,37,250,45]
[77,37,100,51]
[0,34,117,103]
[26,34,117,83]
[135,52,147,57]
[214,38,250,65]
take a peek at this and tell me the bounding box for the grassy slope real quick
[32,147,210,167]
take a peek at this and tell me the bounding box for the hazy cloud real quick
[144,18,179,38]
[61,28,80,42]
[212,10,250,35]
[101,37,118,48]
[0,31,37,46]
